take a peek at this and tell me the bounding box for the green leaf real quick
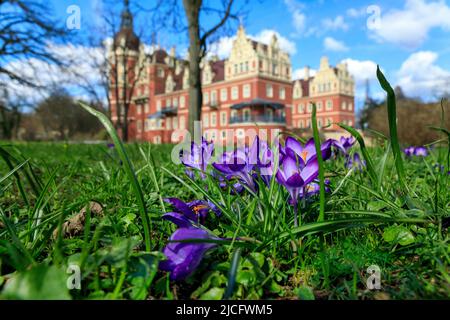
[295,286,315,300]
[236,270,256,287]
[1,265,71,300]
[200,287,224,300]
[383,226,415,246]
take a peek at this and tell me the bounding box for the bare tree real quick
[143,0,246,134]
[0,0,68,139]
[0,0,67,87]
[79,0,151,142]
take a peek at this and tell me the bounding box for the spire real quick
[121,0,133,29]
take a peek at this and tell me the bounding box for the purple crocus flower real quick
[163,198,221,226]
[213,147,257,192]
[298,179,331,198]
[107,143,115,149]
[403,146,415,157]
[276,153,319,226]
[160,226,219,281]
[413,146,428,157]
[332,136,356,155]
[346,153,366,172]
[284,137,333,164]
[180,138,214,179]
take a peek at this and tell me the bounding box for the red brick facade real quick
[109,8,355,144]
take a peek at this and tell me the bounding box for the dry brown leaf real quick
[52,201,103,239]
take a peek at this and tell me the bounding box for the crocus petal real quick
[300,159,319,185]
[285,137,303,157]
[160,227,218,281]
[162,212,193,228]
[286,173,304,188]
[164,198,196,221]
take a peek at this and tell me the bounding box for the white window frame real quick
[243,84,251,98]
[279,87,286,100]
[204,92,209,104]
[220,111,227,126]
[203,113,209,128]
[180,116,185,129]
[180,96,186,108]
[326,100,333,111]
[317,101,323,111]
[210,112,217,126]
[266,84,273,98]
[231,86,239,100]
[220,88,228,102]
[172,117,178,129]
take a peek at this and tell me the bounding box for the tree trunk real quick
[183,0,203,136]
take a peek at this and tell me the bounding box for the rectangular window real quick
[166,118,171,130]
[210,112,217,126]
[145,103,150,113]
[211,90,217,105]
[204,92,209,104]
[279,87,286,100]
[307,103,313,113]
[173,97,178,108]
[326,100,333,111]
[180,96,185,108]
[203,113,209,128]
[220,88,228,102]
[266,84,273,98]
[172,117,178,129]
[342,101,347,110]
[317,101,323,111]
[137,120,142,132]
[220,111,227,126]
[180,116,185,130]
[243,84,251,98]
[231,86,239,100]
[137,105,142,115]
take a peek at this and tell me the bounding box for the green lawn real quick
[0,138,448,300]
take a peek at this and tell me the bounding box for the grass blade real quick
[377,66,407,192]
[337,123,379,187]
[311,104,326,222]
[78,102,152,251]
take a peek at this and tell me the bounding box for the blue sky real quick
[22,0,450,109]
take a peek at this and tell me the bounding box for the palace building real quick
[109,2,355,144]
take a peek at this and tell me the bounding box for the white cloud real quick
[370,0,450,49]
[306,15,350,37]
[396,51,450,98]
[209,29,297,58]
[322,16,349,32]
[208,36,235,59]
[323,37,349,52]
[340,58,385,103]
[284,0,306,34]
[293,67,317,80]
[250,30,297,55]
[346,7,366,18]
[2,43,105,103]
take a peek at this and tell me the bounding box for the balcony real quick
[230,114,286,124]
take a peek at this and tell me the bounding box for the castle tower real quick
[109,0,142,140]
